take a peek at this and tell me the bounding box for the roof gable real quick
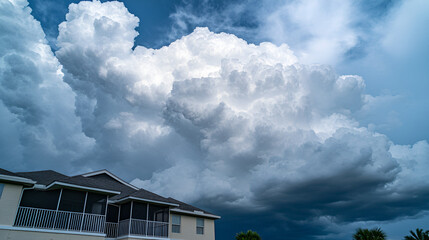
[0,168,19,177]
[80,170,139,190]
[16,170,68,185]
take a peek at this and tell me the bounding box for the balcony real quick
[14,207,169,238]
[14,206,106,234]
[105,219,168,238]
[105,200,170,238]
[14,188,171,239]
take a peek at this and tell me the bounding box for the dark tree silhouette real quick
[353,227,387,240]
[404,228,429,240]
[235,230,261,240]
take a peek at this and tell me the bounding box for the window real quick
[0,183,4,198]
[172,215,181,233]
[196,218,204,234]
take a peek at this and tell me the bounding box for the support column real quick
[117,204,121,237]
[118,204,121,223]
[104,195,108,215]
[146,203,149,236]
[103,195,108,233]
[129,201,134,235]
[80,192,88,232]
[52,188,63,229]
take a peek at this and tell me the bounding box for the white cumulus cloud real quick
[1,1,429,239]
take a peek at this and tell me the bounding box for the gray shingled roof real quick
[0,168,20,177]
[16,170,68,185]
[84,173,174,205]
[15,171,124,193]
[84,173,136,195]
[14,170,171,203]
[6,168,216,217]
[0,168,35,185]
[129,189,171,202]
[167,197,215,215]
[57,175,123,193]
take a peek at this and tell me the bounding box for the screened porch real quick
[105,201,170,238]
[14,188,108,234]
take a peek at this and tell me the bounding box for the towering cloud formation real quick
[0,0,93,170]
[1,0,429,239]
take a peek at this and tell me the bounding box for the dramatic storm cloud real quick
[1,0,429,239]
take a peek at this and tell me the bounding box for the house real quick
[0,168,220,240]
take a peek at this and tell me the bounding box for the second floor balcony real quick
[105,200,170,238]
[14,206,106,233]
[14,187,172,239]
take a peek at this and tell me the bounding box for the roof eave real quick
[170,208,221,219]
[0,174,36,186]
[46,181,121,195]
[110,196,179,207]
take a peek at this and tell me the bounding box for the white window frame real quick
[196,218,204,235]
[172,214,181,233]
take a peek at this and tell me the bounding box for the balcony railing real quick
[110,219,168,238]
[14,207,169,238]
[14,206,106,234]
[105,222,119,238]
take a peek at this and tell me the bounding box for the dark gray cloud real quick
[1,1,429,240]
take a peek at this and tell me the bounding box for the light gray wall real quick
[0,228,104,240]
[0,183,22,226]
[168,213,215,240]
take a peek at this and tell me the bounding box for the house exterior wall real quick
[116,237,175,240]
[168,214,215,240]
[0,228,104,240]
[0,183,23,226]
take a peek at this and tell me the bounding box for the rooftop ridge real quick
[79,169,140,190]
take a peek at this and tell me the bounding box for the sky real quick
[0,0,429,239]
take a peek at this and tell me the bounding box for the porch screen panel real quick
[119,202,131,220]
[106,204,119,223]
[20,189,60,210]
[85,192,107,215]
[132,202,147,220]
[58,189,86,212]
[148,204,169,222]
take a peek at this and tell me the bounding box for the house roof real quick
[110,188,178,206]
[15,170,120,194]
[0,168,20,177]
[77,171,138,197]
[80,169,139,190]
[167,197,220,219]
[0,168,36,186]
[16,170,68,185]
[167,197,212,214]
[3,168,218,219]
[47,175,121,194]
